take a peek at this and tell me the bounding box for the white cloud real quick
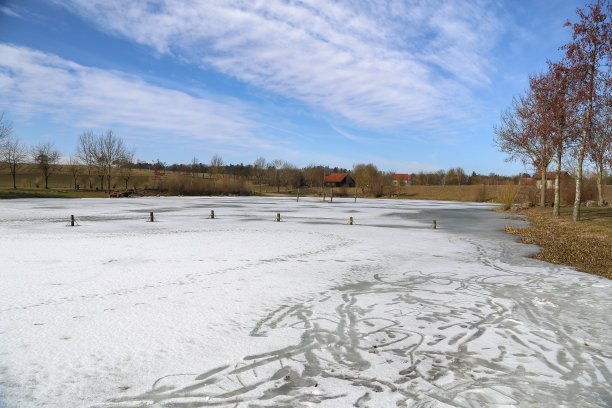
[56,0,505,130]
[0,43,261,147]
[0,5,22,18]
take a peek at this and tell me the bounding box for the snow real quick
[0,196,610,407]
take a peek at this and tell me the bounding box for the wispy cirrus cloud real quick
[0,43,261,147]
[0,5,22,18]
[56,0,506,131]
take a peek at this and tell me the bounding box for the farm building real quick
[324,173,355,188]
[534,172,570,189]
[392,174,412,186]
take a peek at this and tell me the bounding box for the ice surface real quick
[0,197,610,407]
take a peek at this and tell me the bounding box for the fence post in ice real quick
[297,187,300,202]
[70,215,74,227]
[149,212,154,222]
[323,188,326,201]
[354,188,357,203]
[277,213,281,222]
[349,216,353,225]
[210,210,215,219]
[433,219,436,229]
[330,187,333,203]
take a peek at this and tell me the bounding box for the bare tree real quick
[267,159,283,193]
[119,149,136,190]
[96,130,127,193]
[210,154,224,181]
[588,99,611,205]
[2,137,27,189]
[0,111,13,145]
[253,157,266,192]
[190,156,199,177]
[562,0,610,220]
[67,155,81,190]
[77,130,96,189]
[280,162,300,190]
[32,142,60,189]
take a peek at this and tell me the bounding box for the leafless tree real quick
[0,111,13,145]
[77,130,96,189]
[588,99,611,205]
[253,157,266,192]
[95,130,127,193]
[267,159,283,193]
[32,142,60,189]
[119,149,136,190]
[190,156,199,177]
[67,155,81,190]
[2,137,27,189]
[210,154,224,181]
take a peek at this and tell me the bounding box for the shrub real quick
[496,183,519,210]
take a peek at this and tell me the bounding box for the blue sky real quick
[0,0,586,174]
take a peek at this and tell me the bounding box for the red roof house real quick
[324,173,355,187]
[392,174,411,186]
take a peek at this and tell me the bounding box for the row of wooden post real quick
[69,213,438,228]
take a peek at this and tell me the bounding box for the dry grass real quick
[504,206,612,279]
[495,183,519,210]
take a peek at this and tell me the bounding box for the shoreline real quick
[504,206,612,280]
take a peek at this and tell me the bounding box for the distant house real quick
[534,172,570,189]
[392,174,411,186]
[519,177,534,185]
[324,173,355,188]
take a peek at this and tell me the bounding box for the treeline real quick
[495,1,611,220]
[0,124,136,194]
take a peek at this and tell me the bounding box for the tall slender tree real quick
[562,0,610,220]
[77,130,96,189]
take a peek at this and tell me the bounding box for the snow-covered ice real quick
[0,196,610,407]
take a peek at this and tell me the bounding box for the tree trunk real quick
[540,167,547,207]
[596,164,603,206]
[45,174,49,189]
[573,130,587,221]
[553,148,562,216]
[12,170,17,189]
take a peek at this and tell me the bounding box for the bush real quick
[496,183,519,210]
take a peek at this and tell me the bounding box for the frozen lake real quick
[0,197,611,407]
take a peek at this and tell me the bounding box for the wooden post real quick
[349,216,353,225]
[149,212,154,222]
[330,187,333,203]
[433,220,436,229]
[354,188,357,203]
[276,213,281,222]
[210,210,214,219]
[70,215,74,227]
[323,187,326,201]
[297,187,300,202]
